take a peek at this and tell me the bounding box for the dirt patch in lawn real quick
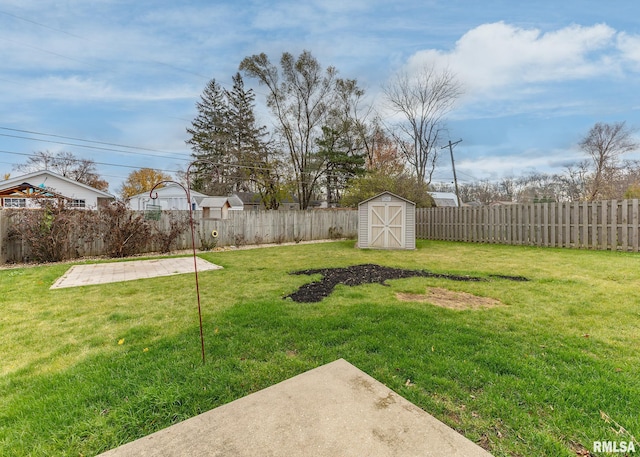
[396,287,502,310]
[286,263,527,303]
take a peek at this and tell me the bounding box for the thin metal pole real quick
[149,176,205,365]
[185,167,206,365]
[442,139,462,207]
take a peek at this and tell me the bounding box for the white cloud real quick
[406,22,618,96]
[455,147,582,181]
[19,76,199,102]
[617,32,640,69]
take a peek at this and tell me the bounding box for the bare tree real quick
[242,51,360,209]
[383,65,463,185]
[579,122,638,201]
[14,150,109,191]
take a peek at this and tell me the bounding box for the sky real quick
[2,0,640,195]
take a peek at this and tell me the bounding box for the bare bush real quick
[151,212,191,253]
[5,199,99,263]
[99,202,151,258]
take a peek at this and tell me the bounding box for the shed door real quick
[369,202,404,248]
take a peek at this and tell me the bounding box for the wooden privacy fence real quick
[0,209,358,263]
[417,199,640,251]
[196,209,357,247]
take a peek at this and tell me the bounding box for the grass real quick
[1,240,639,456]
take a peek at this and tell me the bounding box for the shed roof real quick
[357,191,416,207]
[200,197,232,209]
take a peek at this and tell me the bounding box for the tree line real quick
[6,50,639,207]
[185,50,461,209]
[433,122,640,204]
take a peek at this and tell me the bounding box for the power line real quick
[0,148,292,176]
[0,9,85,39]
[0,36,94,67]
[0,132,191,162]
[0,149,178,173]
[0,126,190,156]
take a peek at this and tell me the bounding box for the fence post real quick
[0,211,5,264]
[633,200,639,252]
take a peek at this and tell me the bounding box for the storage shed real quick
[358,191,416,250]
[200,197,232,220]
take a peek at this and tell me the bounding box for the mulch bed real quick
[285,263,528,303]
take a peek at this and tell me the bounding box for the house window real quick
[4,198,26,208]
[69,199,86,208]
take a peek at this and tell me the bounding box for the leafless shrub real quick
[151,212,191,253]
[5,199,99,263]
[99,202,151,258]
[199,231,218,251]
[328,226,343,239]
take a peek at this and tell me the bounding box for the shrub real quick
[5,199,99,263]
[150,211,191,253]
[99,202,151,258]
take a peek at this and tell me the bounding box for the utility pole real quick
[442,139,462,206]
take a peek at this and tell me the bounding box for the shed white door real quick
[369,202,404,248]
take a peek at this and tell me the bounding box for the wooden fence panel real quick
[416,199,640,252]
[1,209,358,263]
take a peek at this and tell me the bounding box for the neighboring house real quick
[0,170,114,209]
[428,192,459,207]
[234,191,300,211]
[227,194,244,211]
[234,191,264,211]
[127,183,209,211]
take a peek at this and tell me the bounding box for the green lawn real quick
[1,240,639,456]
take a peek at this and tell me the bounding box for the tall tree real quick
[186,74,277,203]
[317,126,365,206]
[186,79,231,195]
[579,121,638,201]
[383,65,462,185]
[241,50,362,209]
[225,72,278,198]
[119,168,173,199]
[14,150,108,191]
[362,121,404,174]
[316,78,368,206]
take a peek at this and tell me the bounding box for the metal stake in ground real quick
[149,178,205,365]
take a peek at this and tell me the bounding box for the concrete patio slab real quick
[97,359,493,457]
[50,257,222,289]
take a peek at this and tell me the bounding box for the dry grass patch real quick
[396,287,503,310]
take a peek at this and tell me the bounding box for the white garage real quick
[357,191,416,250]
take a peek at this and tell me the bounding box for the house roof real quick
[0,170,114,198]
[358,191,416,207]
[428,192,459,207]
[128,183,209,200]
[227,194,244,209]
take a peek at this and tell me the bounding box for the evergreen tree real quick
[225,73,268,192]
[186,79,231,195]
[186,74,283,205]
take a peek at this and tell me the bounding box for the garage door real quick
[369,202,404,248]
